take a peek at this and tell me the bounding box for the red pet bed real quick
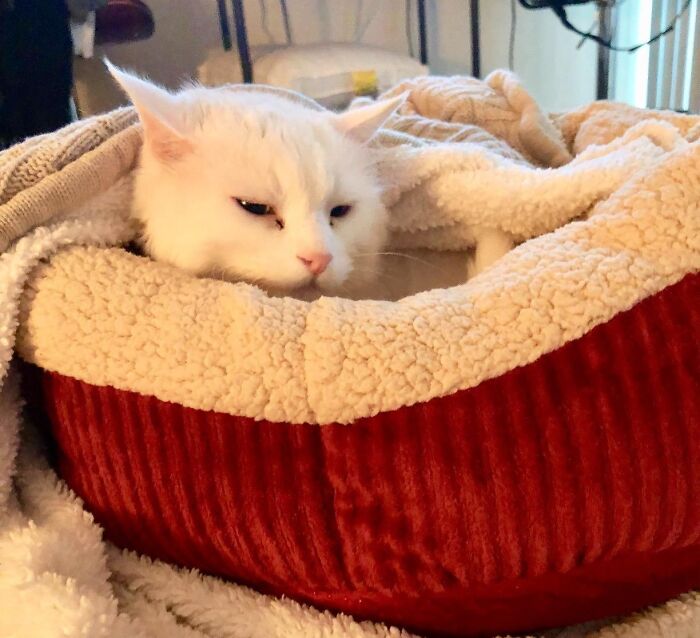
[18,252,700,637]
[14,119,700,636]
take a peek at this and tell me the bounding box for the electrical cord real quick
[258,0,275,43]
[354,0,381,42]
[518,0,692,52]
[258,0,291,45]
[279,0,292,44]
[509,0,517,69]
[406,0,415,57]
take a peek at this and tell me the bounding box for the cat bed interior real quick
[7,74,700,637]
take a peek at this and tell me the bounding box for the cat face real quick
[106,61,405,295]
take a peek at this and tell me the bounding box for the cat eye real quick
[330,204,352,218]
[235,198,272,216]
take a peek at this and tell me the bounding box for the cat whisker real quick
[354,251,453,276]
[205,267,229,282]
[355,250,439,265]
[350,265,403,283]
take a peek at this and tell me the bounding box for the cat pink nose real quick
[297,251,332,275]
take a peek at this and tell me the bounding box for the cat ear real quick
[104,59,193,163]
[333,92,408,143]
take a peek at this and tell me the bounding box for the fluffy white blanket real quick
[0,72,699,637]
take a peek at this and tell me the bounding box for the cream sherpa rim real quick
[15,137,700,425]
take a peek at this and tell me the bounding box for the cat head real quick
[106,60,405,296]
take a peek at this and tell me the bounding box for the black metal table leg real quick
[417,0,428,66]
[230,0,252,83]
[596,3,611,100]
[470,0,480,78]
[216,0,232,50]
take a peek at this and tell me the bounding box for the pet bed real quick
[2,73,700,638]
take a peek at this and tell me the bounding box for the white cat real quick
[106,61,405,297]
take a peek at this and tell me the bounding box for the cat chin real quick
[204,267,335,299]
[261,275,353,301]
[266,281,332,302]
[287,285,324,302]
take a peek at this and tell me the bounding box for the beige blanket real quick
[1,71,699,637]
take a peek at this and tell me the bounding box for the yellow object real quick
[351,69,378,96]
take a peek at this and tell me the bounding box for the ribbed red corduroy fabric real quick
[33,273,700,637]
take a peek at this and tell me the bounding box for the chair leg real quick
[216,0,232,50]
[470,0,480,78]
[417,0,427,66]
[230,0,252,83]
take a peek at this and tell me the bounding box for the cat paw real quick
[467,228,513,281]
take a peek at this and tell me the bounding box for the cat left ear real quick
[333,92,408,144]
[104,59,193,164]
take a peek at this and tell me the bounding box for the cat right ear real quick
[333,92,408,144]
[104,59,193,163]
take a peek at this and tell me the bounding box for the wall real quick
[477,1,598,111]
[76,0,597,115]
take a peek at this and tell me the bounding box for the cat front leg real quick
[467,227,513,280]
